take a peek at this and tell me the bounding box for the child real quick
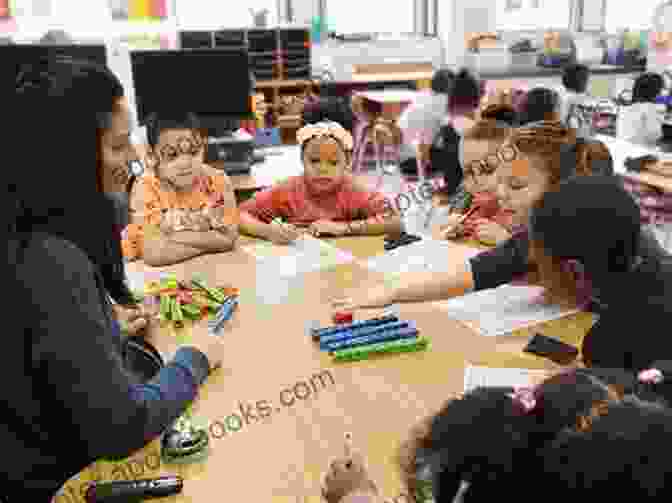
[332,121,610,311]
[519,86,561,125]
[617,72,664,145]
[238,121,402,243]
[320,365,672,503]
[559,63,591,127]
[396,68,455,175]
[123,112,239,266]
[431,116,515,246]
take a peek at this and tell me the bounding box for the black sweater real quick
[469,229,672,372]
[2,234,210,501]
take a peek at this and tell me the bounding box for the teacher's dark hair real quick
[7,56,134,304]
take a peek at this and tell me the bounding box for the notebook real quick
[437,285,579,337]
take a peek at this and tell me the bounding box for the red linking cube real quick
[333,311,353,324]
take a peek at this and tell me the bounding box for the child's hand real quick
[185,210,211,232]
[309,220,347,237]
[321,435,378,503]
[473,219,511,246]
[269,220,301,245]
[432,214,463,240]
[113,304,150,335]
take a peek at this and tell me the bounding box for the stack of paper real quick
[242,235,354,278]
[463,365,549,393]
[437,285,579,337]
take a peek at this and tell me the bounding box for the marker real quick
[208,297,238,334]
[326,326,418,351]
[332,337,429,362]
[458,205,479,224]
[207,296,237,326]
[319,320,411,348]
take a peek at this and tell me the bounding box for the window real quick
[176,0,277,30]
[496,0,570,30]
[325,0,414,34]
[604,0,660,31]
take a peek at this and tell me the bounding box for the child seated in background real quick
[559,63,591,125]
[519,86,561,125]
[617,72,664,145]
[239,121,402,244]
[432,108,515,246]
[122,112,239,266]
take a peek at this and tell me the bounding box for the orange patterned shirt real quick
[122,172,237,261]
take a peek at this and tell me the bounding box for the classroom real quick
[6,0,672,502]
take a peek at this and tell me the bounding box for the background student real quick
[332,122,609,312]
[396,68,455,176]
[559,63,591,126]
[123,112,239,266]
[3,57,223,502]
[519,87,561,125]
[616,72,665,145]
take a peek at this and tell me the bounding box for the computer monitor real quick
[0,44,107,95]
[130,48,253,133]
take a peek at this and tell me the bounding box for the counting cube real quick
[333,311,354,324]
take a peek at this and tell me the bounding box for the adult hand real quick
[322,436,379,503]
[268,221,301,245]
[332,282,396,311]
[309,220,347,237]
[473,219,511,246]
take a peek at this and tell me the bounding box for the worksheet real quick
[364,238,481,275]
[437,285,579,337]
[463,365,549,393]
[242,235,355,278]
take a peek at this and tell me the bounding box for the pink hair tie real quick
[508,386,537,413]
[638,368,664,384]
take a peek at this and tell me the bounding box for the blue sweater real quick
[2,234,210,502]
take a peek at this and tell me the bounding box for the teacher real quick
[2,57,223,501]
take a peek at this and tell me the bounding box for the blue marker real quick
[319,320,412,349]
[208,297,238,334]
[326,327,419,352]
[312,315,399,340]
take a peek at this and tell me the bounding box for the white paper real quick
[463,365,548,392]
[242,235,354,278]
[437,285,579,337]
[365,238,481,275]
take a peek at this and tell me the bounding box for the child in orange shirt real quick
[122,113,238,266]
[432,118,515,246]
[239,121,402,244]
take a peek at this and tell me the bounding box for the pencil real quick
[458,205,479,224]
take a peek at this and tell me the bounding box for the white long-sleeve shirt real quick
[616,102,665,145]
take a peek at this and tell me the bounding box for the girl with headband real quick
[239,121,401,243]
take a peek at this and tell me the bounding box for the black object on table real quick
[85,477,183,502]
[384,232,422,251]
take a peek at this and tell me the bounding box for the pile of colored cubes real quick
[140,274,238,330]
[310,315,429,362]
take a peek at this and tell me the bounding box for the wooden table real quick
[58,235,592,503]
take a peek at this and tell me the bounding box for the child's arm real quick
[206,169,240,251]
[238,186,301,244]
[142,225,209,267]
[340,191,403,237]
